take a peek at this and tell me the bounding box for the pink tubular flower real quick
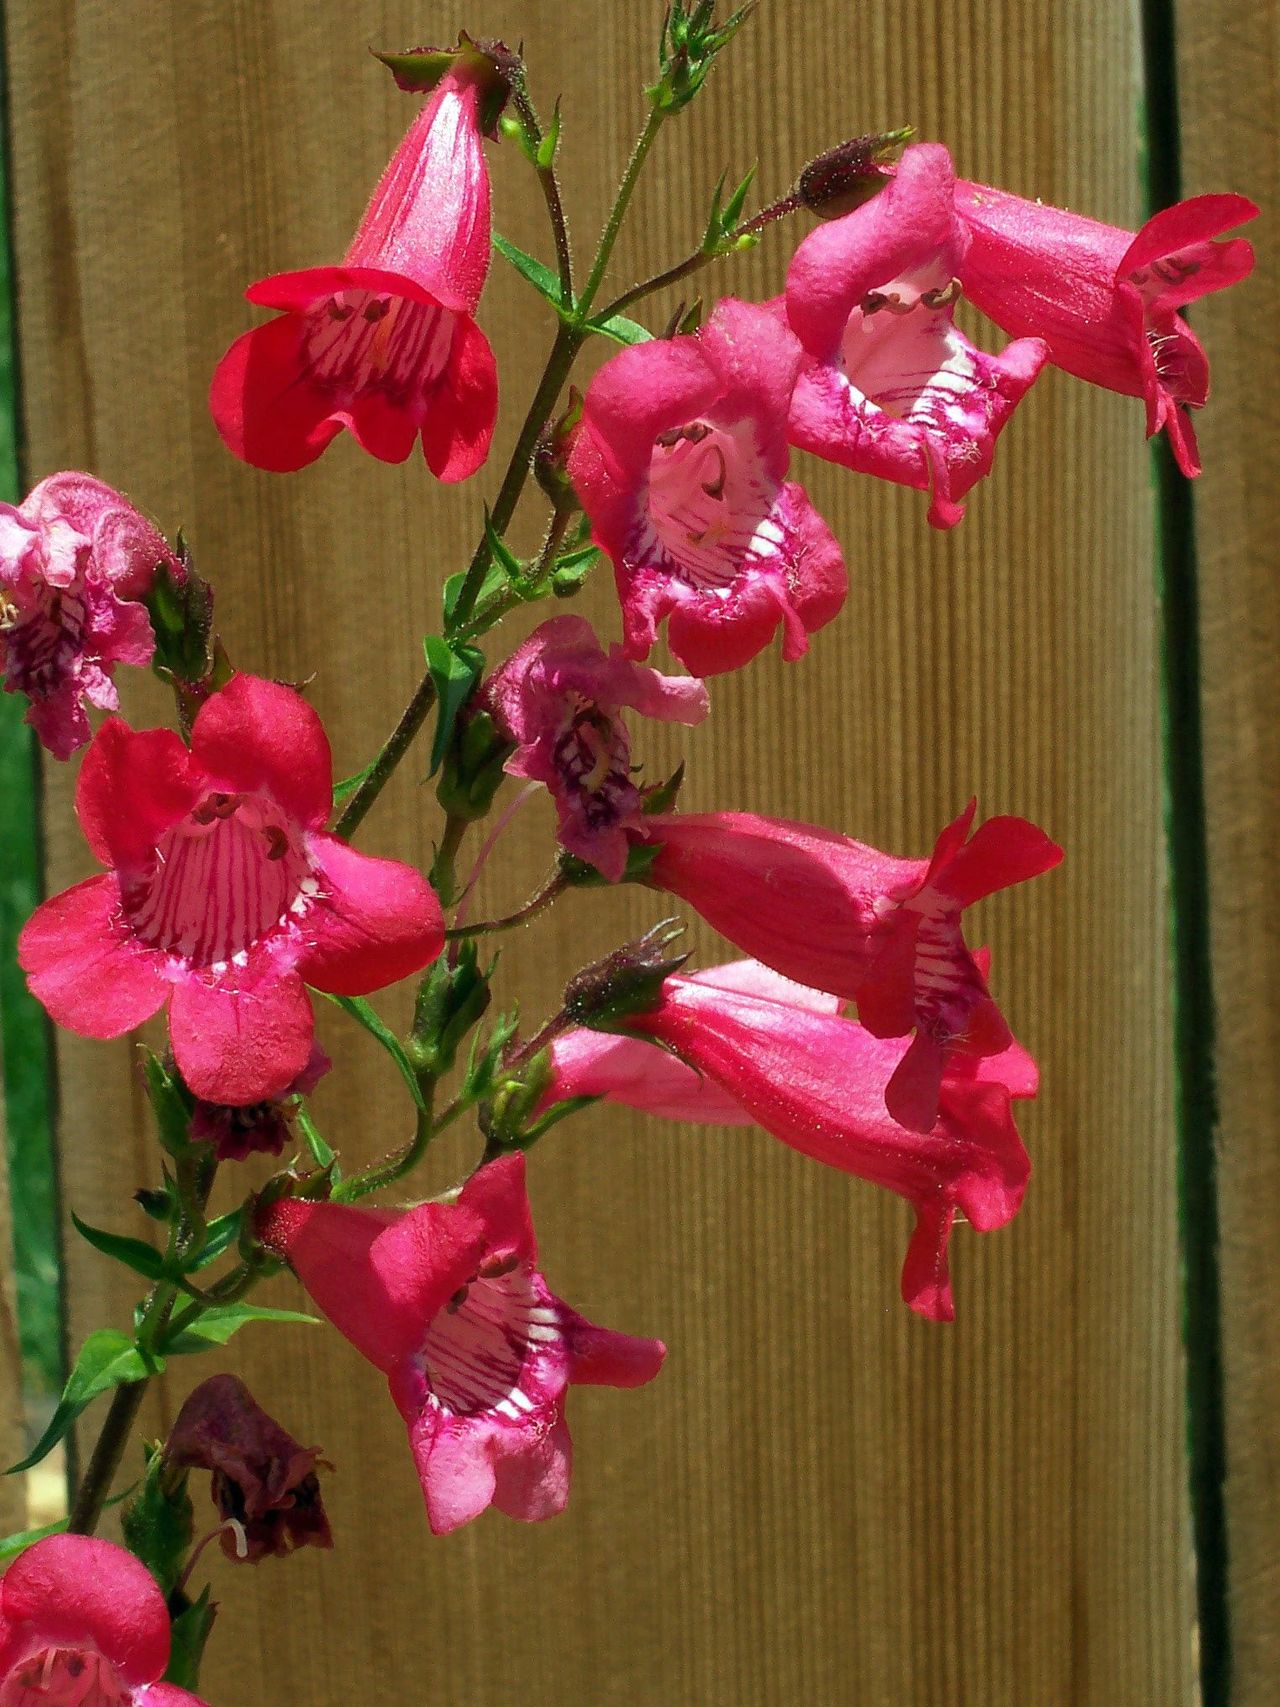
[0,472,175,759]
[783,143,1049,527]
[0,1533,208,1707]
[483,614,709,880]
[954,180,1257,476]
[189,1043,331,1162]
[545,958,842,1124]
[18,674,444,1106]
[258,1154,665,1534]
[567,297,847,675]
[616,971,1037,1320]
[637,800,1062,1132]
[210,62,497,477]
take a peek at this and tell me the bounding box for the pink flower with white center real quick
[611,968,1037,1320]
[954,180,1257,476]
[258,1153,665,1534]
[783,143,1049,528]
[18,674,444,1106]
[0,472,175,759]
[544,958,843,1123]
[0,1533,208,1707]
[483,614,709,880]
[636,800,1062,1132]
[210,61,497,477]
[568,297,847,676]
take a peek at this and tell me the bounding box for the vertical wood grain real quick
[1174,5,1280,1702]
[4,1,1196,1701]
[0,1072,22,1534]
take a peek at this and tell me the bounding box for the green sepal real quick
[562,919,690,1031]
[6,1330,153,1475]
[461,1009,521,1107]
[144,539,216,688]
[422,634,484,777]
[535,99,562,170]
[409,941,493,1080]
[550,544,601,596]
[71,1212,171,1283]
[165,1588,217,1691]
[558,838,663,889]
[121,1443,194,1598]
[640,761,686,815]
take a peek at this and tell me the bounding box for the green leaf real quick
[184,1207,244,1273]
[586,312,653,347]
[492,232,569,312]
[423,634,484,776]
[72,1212,170,1282]
[443,559,507,629]
[332,760,378,807]
[7,1330,151,1475]
[317,992,427,1111]
[165,1588,217,1690]
[721,163,756,230]
[295,1106,337,1172]
[141,1050,195,1157]
[160,1303,318,1357]
[0,1488,131,1564]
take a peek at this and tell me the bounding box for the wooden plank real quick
[3,1,1194,1701]
[1174,6,1280,1702]
[0,1047,24,1535]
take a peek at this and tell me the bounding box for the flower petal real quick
[0,1535,170,1689]
[75,718,200,872]
[168,969,314,1105]
[18,875,168,1039]
[191,674,333,830]
[491,1411,573,1522]
[298,833,444,995]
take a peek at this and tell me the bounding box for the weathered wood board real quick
[5,1,1200,1701]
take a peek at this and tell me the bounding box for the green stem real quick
[575,107,667,318]
[333,670,439,841]
[445,869,567,939]
[430,814,470,908]
[512,85,574,304]
[67,1380,150,1535]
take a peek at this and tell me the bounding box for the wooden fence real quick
[1,1,1274,1703]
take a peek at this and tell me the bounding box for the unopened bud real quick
[562,920,689,1031]
[796,126,913,219]
[435,706,516,822]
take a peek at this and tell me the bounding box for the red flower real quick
[783,144,1047,527]
[568,298,847,675]
[637,800,1061,1131]
[210,63,497,477]
[955,180,1257,476]
[615,967,1038,1320]
[259,1154,665,1534]
[0,1533,207,1706]
[19,674,443,1105]
[483,614,708,880]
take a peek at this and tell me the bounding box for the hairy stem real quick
[334,671,440,840]
[67,1379,151,1536]
[446,868,568,939]
[512,85,574,304]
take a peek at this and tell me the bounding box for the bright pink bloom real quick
[0,473,174,759]
[0,1533,208,1707]
[783,143,1048,528]
[19,674,443,1106]
[545,958,842,1124]
[259,1154,664,1534]
[617,971,1037,1320]
[210,64,497,477]
[483,614,708,880]
[955,180,1257,476]
[568,297,847,675]
[189,1042,331,1162]
[637,800,1061,1132]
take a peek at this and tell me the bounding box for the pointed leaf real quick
[586,312,653,347]
[160,1304,319,1357]
[165,1588,217,1690]
[492,232,569,312]
[7,1330,151,1474]
[184,1207,244,1273]
[423,635,484,776]
[72,1213,171,1282]
[317,993,427,1111]
[332,760,378,807]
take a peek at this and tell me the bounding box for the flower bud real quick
[562,920,690,1031]
[795,126,914,219]
[409,941,492,1079]
[435,705,516,822]
[121,1442,195,1597]
[534,388,584,509]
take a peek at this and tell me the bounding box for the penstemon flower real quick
[18,674,443,1105]
[167,1375,334,1563]
[782,143,1048,527]
[210,56,499,477]
[636,800,1061,1131]
[483,614,708,880]
[0,472,174,759]
[603,967,1037,1320]
[0,1534,209,1706]
[569,297,847,675]
[954,180,1257,475]
[258,1154,666,1534]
